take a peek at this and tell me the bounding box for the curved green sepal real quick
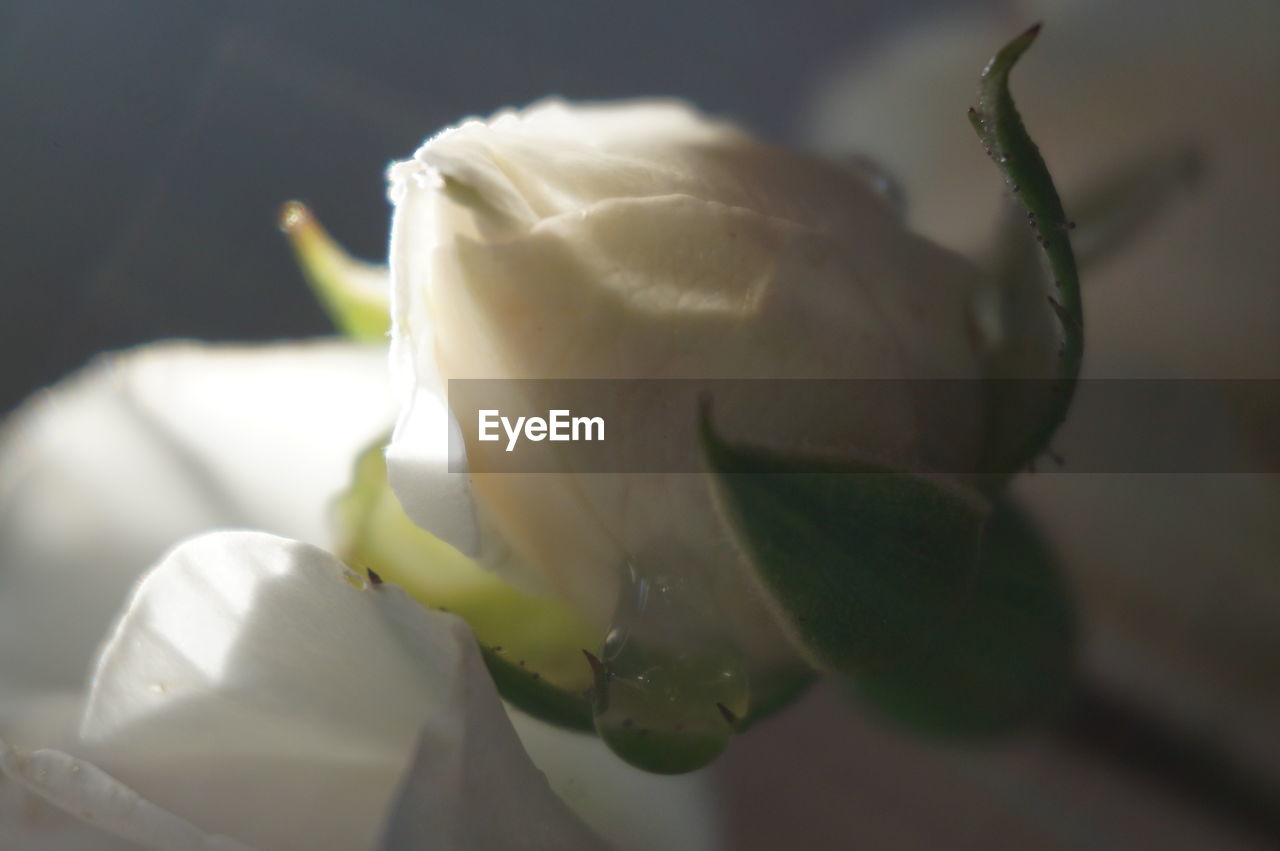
[852,499,1076,736]
[336,438,601,730]
[481,646,593,730]
[969,25,1084,482]
[700,404,990,675]
[279,201,391,342]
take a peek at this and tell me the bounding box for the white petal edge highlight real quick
[385,162,480,558]
[0,738,249,851]
[0,339,395,693]
[385,385,478,556]
[375,655,606,851]
[509,711,725,851]
[76,530,600,851]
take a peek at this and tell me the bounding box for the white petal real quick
[77,530,599,851]
[0,687,82,751]
[385,385,478,557]
[398,97,896,239]
[0,340,394,693]
[800,0,1280,380]
[509,712,724,851]
[376,674,605,851]
[389,187,981,623]
[385,146,480,558]
[0,738,247,851]
[800,9,1012,255]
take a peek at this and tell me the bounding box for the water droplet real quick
[591,559,748,774]
[842,154,906,214]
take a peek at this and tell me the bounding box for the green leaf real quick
[336,438,602,730]
[279,201,391,342]
[701,405,990,675]
[968,25,1084,481]
[481,647,594,731]
[853,499,1076,736]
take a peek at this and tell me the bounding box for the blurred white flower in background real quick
[804,0,1280,379]
[0,342,718,850]
[800,0,1280,793]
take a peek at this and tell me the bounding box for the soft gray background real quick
[0,0,1000,414]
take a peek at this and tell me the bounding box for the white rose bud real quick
[384,99,990,767]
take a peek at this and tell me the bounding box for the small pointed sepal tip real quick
[582,649,610,712]
[278,199,392,342]
[970,21,1083,481]
[278,199,311,233]
[582,649,605,676]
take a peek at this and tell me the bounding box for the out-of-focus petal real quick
[801,0,1280,378]
[801,9,1019,254]
[802,0,1280,789]
[509,711,724,851]
[0,738,247,850]
[0,340,394,692]
[76,530,600,851]
[375,675,606,851]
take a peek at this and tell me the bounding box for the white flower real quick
[802,0,1280,379]
[0,341,719,850]
[800,0,1280,777]
[383,99,987,663]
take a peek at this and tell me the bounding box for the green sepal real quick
[482,646,593,730]
[700,404,990,676]
[279,201,392,342]
[852,499,1076,736]
[336,438,601,731]
[969,25,1084,483]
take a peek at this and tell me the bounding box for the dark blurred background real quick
[0,0,1000,415]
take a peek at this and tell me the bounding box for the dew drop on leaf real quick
[590,560,749,774]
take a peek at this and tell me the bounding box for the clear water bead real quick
[590,560,749,774]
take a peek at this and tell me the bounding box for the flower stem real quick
[1060,679,1280,841]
